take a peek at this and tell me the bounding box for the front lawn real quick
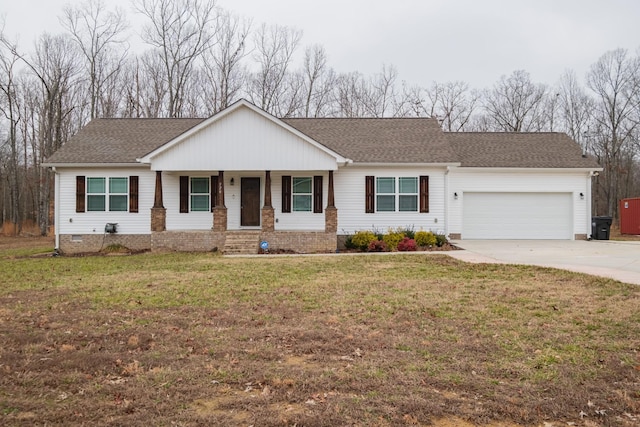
[0,247,638,426]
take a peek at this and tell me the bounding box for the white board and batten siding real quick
[334,166,447,235]
[56,168,154,235]
[150,106,339,172]
[449,170,591,239]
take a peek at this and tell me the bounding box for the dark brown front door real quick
[241,177,261,226]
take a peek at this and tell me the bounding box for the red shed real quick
[620,198,640,235]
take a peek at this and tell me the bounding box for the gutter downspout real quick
[587,171,594,239]
[445,166,450,238]
[53,167,60,251]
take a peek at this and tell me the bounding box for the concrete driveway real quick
[449,240,640,285]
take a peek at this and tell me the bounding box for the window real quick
[282,175,323,213]
[87,177,106,211]
[366,175,427,213]
[109,178,128,211]
[293,177,312,212]
[76,176,138,213]
[376,177,395,212]
[190,177,210,212]
[86,177,129,212]
[399,177,418,212]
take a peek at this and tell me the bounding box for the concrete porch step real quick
[224,231,261,255]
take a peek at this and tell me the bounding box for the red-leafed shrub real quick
[397,237,417,251]
[367,240,388,252]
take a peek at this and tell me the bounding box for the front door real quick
[241,177,261,226]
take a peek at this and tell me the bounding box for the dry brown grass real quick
[0,237,638,426]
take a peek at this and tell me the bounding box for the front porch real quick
[149,170,339,254]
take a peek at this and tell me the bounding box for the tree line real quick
[1,0,639,236]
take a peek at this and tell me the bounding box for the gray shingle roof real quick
[45,118,205,164]
[447,132,600,168]
[283,117,456,163]
[45,112,600,170]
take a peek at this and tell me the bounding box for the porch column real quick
[262,170,275,232]
[213,170,227,232]
[151,171,166,232]
[325,170,337,233]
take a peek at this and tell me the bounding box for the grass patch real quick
[0,242,638,426]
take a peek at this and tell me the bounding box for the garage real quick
[462,192,574,239]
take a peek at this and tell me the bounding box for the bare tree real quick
[425,81,479,131]
[335,71,369,117]
[300,44,336,117]
[558,70,594,150]
[483,70,547,131]
[586,48,640,217]
[62,0,129,119]
[246,23,302,115]
[12,34,81,234]
[200,10,250,114]
[363,64,403,117]
[135,0,218,117]
[0,38,21,233]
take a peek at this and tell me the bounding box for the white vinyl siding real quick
[56,168,153,235]
[335,166,446,235]
[449,169,591,239]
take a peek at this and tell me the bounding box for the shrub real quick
[397,226,415,239]
[382,230,405,251]
[343,234,358,250]
[352,230,377,251]
[435,234,448,247]
[415,231,437,247]
[397,237,417,251]
[367,239,388,252]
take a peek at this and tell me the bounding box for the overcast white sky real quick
[2,0,639,89]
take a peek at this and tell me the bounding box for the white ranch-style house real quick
[44,99,602,254]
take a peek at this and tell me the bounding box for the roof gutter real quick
[41,162,150,168]
[348,162,461,167]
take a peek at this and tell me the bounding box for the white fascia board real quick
[451,167,603,174]
[137,99,348,165]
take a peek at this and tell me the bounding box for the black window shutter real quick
[420,175,429,213]
[313,175,323,213]
[365,176,374,213]
[282,175,291,213]
[210,175,218,210]
[179,176,189,213]
[76,176,86,213]
[129,176,139,213]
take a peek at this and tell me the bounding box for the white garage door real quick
[463,192,573,239]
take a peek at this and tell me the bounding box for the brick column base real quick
[151,207,166,232]
[325,207,338,233]
[213,207,228,232]
[262,207,275,231]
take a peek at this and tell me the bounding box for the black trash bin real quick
[591,216,612,240]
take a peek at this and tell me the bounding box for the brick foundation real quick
[260,231,337,253]
[60,230,337,254]
[574,234,588,240]
[152,231,226,252]
[448,233,462,240]
[59,234,151,254]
